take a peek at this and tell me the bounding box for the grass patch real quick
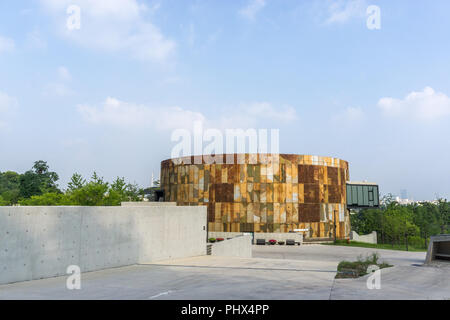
[325,239,427,252]
[336,253,392,279]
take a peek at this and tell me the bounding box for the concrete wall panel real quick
[350,231,377,244]
[211,235,252,258]
[209,231,303,244]
[0,206,206,285]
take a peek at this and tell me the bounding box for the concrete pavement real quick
[0,245,448,300]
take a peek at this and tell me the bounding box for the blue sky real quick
[0,0,449,200]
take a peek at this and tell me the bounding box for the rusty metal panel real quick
[298,184,304,203]
[269,183,275,203]
[267,203,274,223]
[327,185,342,203]
[273,183,280,203]
[340,168,347,186]
[319,184,325,203]
[260,203,267,223]
[280,203,286,223]
[207,203,214,222]
[286,183,293,203]
[304,183,320,203]
[327,167,338,185]
[274,203,280,223]
[240,203,246,223]
[299,203,321,222]
[260,165,267,183]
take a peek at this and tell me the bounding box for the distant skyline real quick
[0,0,449,200]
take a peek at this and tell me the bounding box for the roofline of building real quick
[346,181,378,186]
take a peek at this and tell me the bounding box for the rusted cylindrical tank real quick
[161,154,350,239]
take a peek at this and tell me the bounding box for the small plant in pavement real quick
[335,253,392,279]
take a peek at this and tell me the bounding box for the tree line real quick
[350,194,449,249]
[0,161,144,206]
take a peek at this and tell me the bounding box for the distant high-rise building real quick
[400,189,408,200]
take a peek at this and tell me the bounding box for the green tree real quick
[0,195,8,206]
[19,170,42,198]
[0,171,20,192]
[18,193,73,206]
[110,177,127,194]
[0,171,21,204]
[411,202,440,247]
[2,164,144,207]
[124,182,142,202]
[350,208,383,236]
[18,161,60,199]
[350,195,437,249]
[436,199,450,234]
[67,173,86,192]
[32,160,60,194]
[68,172,109,206]
[106,177,142,205]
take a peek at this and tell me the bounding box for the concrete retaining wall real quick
[209,232,303,244]
[211,235,252,258]
[121,202,177,207]
[350,231,377,244]
[425,234,450,264]
[0,206,206,285]
[209,232,246,240]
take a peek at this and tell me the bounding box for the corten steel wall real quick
[161,154,350,239]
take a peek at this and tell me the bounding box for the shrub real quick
[269,239,277,245]
[208,238,216,243]
[278,241,285,245]
[408,235,425,248]
[336,253,392,278]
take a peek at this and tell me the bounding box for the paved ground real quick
[0,245,448,300]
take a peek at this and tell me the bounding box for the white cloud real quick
[0,35,15,53]
[39,0,176,63]
[378,87,450,121]
[324,0,367,24]
[206,102,298,130]
[78,98,298,132]
[241,102,298,122]
[77,97,205,131]
[239,0,266,21]
[332,106,364,125]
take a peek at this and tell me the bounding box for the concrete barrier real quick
[209,232,303,245]
[121,202,177,207]
[211,235,252,258]
[425,234,450,264]
[350,231,377,244]
[208,232,246,240]
[0,206,206,285]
